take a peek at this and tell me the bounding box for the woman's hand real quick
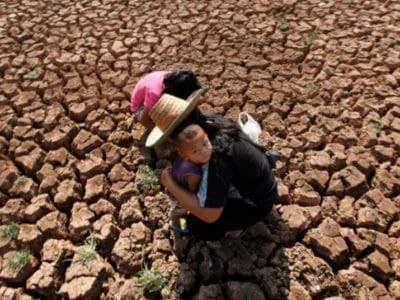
[139,108,155,130]
[161,166,224,224]
[160,167,174,189]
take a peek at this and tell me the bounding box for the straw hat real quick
[145,89,204,147]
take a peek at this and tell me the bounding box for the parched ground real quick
[0,0,400,299]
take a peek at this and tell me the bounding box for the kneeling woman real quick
[159,110,278,241]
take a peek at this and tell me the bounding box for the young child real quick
[167,125,209,232]
[130,69,201,129]
[168,156,202,232]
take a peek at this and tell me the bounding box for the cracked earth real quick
[0,0,400,299]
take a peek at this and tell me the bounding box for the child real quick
[167,125,208,232]
[168,156,202,233]
[130,69,201,129]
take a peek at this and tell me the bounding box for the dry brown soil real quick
[1,0,400,299]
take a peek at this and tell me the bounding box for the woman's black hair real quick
[171,109,266,154]
[163,69,201,100]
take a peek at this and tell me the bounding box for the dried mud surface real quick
[0,0,400,299]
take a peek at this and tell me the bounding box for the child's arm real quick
[184,174,201,193]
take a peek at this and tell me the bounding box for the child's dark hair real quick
[176,124,199,142]
[163,69,201,100]
[172,109,266,154]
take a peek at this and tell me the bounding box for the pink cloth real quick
[130,71,169,113]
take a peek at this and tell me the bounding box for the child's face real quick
[178,126,212,164]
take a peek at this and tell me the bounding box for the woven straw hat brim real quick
[145,89,204,148]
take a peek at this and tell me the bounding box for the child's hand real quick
[160,167,174,188]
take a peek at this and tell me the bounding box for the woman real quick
[160,109,278,241]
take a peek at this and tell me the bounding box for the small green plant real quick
[327,110,339,117]
[13,177,28,188]
[308,32,319,41]
[23,67,42,80]
[43,92,52,102]
[1,222,20,240]
[306,82,321,90]
[2,122,14,135]
[371,121,382,132]
[389,40,399,47]
[109,12,119,18]
[354,146,366,154]
[75,239,98,265]
[135,264,166,294]
[270,68,278,78]
[7,249,31,271]
[278,17,289,31]
[137,164,159,192]
[362,28,373,35]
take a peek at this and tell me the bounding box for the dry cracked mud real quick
[0,0,400,299]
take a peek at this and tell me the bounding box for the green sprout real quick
[2,122,14,134]
[23,67,42,80]
[109,12,119,18]
[389,40,399,47]
[43,92,52,102]
[13,177,28,188]
[371,121,382,132]
[7,250,31,271]
[1,222,20,240]
[137,165,159,192]
[75,239,98,265]
[354,146,366,154]
[306,82,321,90]
[308,32,319,41]
[362,28,373,35]
[278,17,289,31]
[13,177,28,189]
[327,110,339,117]
[135,264,166,294]
[270,68,278,78]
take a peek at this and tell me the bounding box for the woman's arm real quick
[139,107,155,129]
[161,168,223,224]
